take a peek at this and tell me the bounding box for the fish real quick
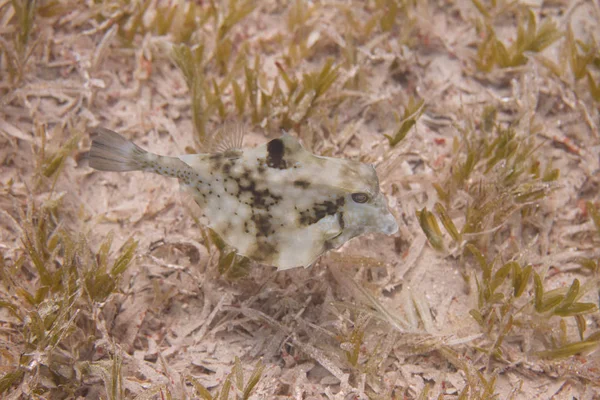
[88,127,398,270]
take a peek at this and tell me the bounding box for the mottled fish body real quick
[89,127,398,270]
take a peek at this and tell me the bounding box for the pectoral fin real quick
[275,214,343,270]
[316,213,343,241]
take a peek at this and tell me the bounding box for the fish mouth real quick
[381,212,398,235]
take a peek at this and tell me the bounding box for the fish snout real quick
[380,211,399,235]
[372,195,398,235]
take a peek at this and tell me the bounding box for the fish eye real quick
[351,192,369,203]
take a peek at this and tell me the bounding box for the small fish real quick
[89,127,398,270]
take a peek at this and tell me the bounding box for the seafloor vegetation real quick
[1,0,599,398]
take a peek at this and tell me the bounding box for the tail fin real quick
[89,128,148,171]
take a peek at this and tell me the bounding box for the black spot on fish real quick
[222,159,236,175]
[230,167,282,211]
[251,213,272,237]
[293,180,310,188]
[250,240,278,262]
[209,153,224,170]
[298,196,345,226]
[266,138,286,169]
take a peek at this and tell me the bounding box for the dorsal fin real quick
[205,123,245,153]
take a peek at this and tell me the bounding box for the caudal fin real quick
[89,128,148,171]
